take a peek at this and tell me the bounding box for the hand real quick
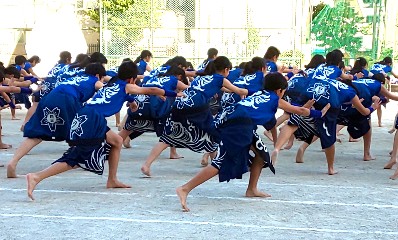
[355,72,364,79]
[321,103,331,117]
[176,92,186,98]
[129,102,138,112]
[303,99,315,109]
[371,99,382,110]
[159,96,166,101]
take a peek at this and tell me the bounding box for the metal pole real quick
[371,0,378,60]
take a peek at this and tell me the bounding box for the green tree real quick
[312,2,326,20]
[311,1,365,57]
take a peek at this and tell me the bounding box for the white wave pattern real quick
[88,84,121,105]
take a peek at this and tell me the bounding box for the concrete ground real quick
[1,102,398,240]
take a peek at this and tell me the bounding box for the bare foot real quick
[390,171,398,180]
[0,143,12,149]
[283,143,293,150]
[245,189,271,198]
[263,130,273,142]
[170,154,184,159]
[106,179,131,188]
[363,155,376,161]
[388,129,396,134]
[176,186,190,212]
[7,164,17,178]
[328,169,338,175]
[349,137,359,142]
[336,132,344,136]
[11,117,20,120]
[295,147,304,163]
[20,124,25,132]
[336,138,342,143]
[27,173,39,200]
[384,159,397,169]
[271,150,279,166]
[141,165,151,177]
[122,137,131,148]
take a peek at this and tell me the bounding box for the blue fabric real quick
[174,73,224,110]
[56,65,85,87]
[370,63,392,75]
[57,74,99,103]
[85,79,129,117]
[285,73,311,106]
[137,59,147,75]
[265,60,278,73]
[226,68,243,82]
[23,62,32,72]
[312,64,342,80]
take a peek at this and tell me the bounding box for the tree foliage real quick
[311,1,365,57]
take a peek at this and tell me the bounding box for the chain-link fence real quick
[99,0,311,68]
[98,0,398,69]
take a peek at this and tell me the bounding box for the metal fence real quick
[99,0,310,68]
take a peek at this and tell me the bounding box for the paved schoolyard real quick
[1,103,398,240]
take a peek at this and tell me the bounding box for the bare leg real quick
[141,142,170,176]
[105,130,131,188]
[363,126,375,161]
[246,148,271,198]
[118,128,132,149]
[200,153,210,166]
[349,135,360,142]
[115,112,121,127]
[7,138,42,178]
[283,135,294,150]
[336,124,345,136]
[118,113,128,131]
[385,131,398,170]
[169,147,183,159]
[176,165,219,212]
[296,136,318,163]
[324,144,337,175]
[271,125,298,165]
[0,116,12,150]
[377,106,382,127]
[26,162,73,200]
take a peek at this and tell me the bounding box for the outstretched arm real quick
[380,85,398,101]
[222,78,248,96]
[351,95,381,116]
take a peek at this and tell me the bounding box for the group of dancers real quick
[0,46,397,212]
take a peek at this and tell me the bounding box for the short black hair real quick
[263,72,288,91]
[90,52,108,64]
[15,55,27,65]
[85,63,106,78]
[118,61,138,80]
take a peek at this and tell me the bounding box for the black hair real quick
[84,63,106,78]
[122,58,133,63]
[242,57,265,75]
[59,51,72,64]
[0,61,4,73]
[69,54,91,69]
[338,61,345,70]
[163,56,187,68]
[117,60,138,81]
[90,52,108,64]
[325,49,343,66]
[372,73,386,84]
[207,48,218,59]
[350,57,367,75]
[378,56,393,65]
[186,61,194,70]
[264,46,280,60]
[304,54,326,69]
[159,65,188,85]
[4,66,20,78]
[238,61,247,69]
[134,50,152,64]
[263,72,288,91]
[198,56,232,76]
[0,70,4,83]
[28,55,40,63]
[15,55,27,65]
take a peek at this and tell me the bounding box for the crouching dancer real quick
[176,72,328,212]
[27,60,183,200]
